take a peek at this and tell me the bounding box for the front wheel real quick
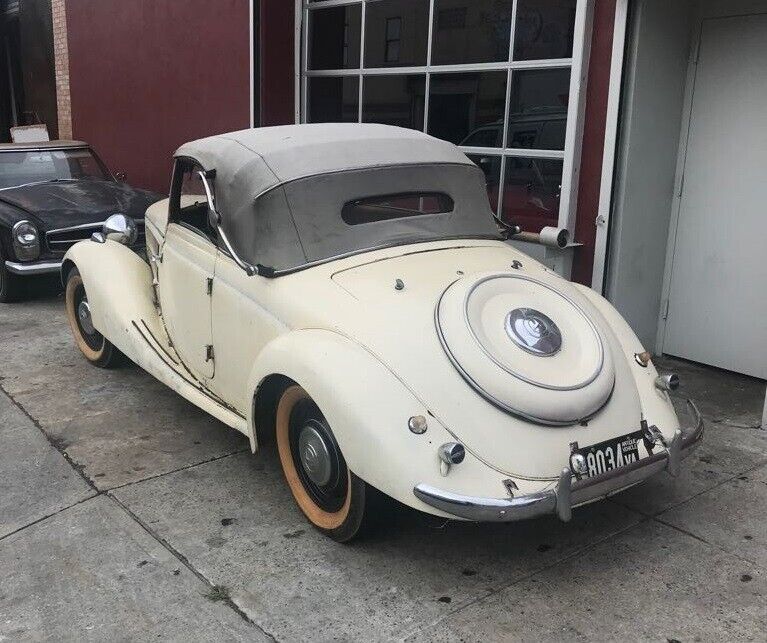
[65,268,121,368]
[276,385,370,542]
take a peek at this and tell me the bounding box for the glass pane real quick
[308,5,362,70]
[432,0,513,65]
[362,75,426,130]
[365,0,429,68]
[500,157,562,231]
[513,0,577,61]
[466,154,501,214]
[428,72,506,146]
[308,77,360,123]
[342,192,454,225]
[506,68,570,150]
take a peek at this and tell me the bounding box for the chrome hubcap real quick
[77,299,95,335]
[298,424,333,487]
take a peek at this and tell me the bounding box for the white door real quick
[663,14,767,379]
[158,223,216,380]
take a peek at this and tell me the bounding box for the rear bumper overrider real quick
[413,400,704,523]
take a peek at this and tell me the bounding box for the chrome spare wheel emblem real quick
[77,299,95,335]
[505,307,562,356]
[298,424,333,487]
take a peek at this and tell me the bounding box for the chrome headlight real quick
[102,213,137,246]
[12,220,40,261]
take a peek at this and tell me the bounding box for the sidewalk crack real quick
[0,493,100,544]
[106,448,250,492]
[0,383,98,492]
[107,492,278,641]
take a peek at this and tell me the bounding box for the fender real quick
[246,328,513,514]
[62,240,247,433]
[573,284,679,438]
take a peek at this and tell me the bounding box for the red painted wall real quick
[571,0,616,285]
[66,0,250,193]
[259,0,295,126]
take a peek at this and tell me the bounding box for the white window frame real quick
[296,0,593,237]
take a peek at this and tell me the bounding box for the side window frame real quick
[168,157,217,244]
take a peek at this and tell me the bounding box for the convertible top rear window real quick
[342,192,454,225]
[222,163,502,273]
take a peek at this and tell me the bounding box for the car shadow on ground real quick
[11,274,63,302]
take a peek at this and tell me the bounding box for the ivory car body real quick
[62,124,703,541]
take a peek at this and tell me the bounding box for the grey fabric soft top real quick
[174,124,501,272]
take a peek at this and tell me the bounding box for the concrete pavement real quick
[1,290,765,641]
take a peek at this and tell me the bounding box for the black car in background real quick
[0,140,162,301]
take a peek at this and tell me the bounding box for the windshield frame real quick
[0,146,114,191]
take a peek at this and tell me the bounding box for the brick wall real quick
[51,0,71,139]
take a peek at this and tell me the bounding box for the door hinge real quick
[206,277,213,296]
[661,298,670,320]
[205,345,214,362]
[678,173,685,198]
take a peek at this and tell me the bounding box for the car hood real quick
[0,179,163,230]
[325,242,642,478]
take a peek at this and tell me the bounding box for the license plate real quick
[577,430,644,478]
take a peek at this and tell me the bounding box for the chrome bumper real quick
[5,259,62,275]
[413,400,704,523]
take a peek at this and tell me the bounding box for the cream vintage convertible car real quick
[62,124,703,541]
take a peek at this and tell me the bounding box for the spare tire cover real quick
[436,272,615,425]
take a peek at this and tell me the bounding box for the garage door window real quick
[301,0,590,234]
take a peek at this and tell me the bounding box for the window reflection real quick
[308,5,361,70]
[501,157,562,231]
[428,72,506,146]
[467,154,501,214]
[308,77,360,123]
[513,0,576,61]
[362,75,426,130]
[365,0,429,68]
[507,68,570,150]
[432,0,512,65]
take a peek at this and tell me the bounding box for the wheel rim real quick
[69,278,104,353]
[77,299,95,335]
[298,422,333,487]
[288,399,347,513]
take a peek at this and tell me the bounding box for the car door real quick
[157,159,217,381]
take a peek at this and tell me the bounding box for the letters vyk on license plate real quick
[577,430,644,478]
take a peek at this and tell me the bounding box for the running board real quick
[129,318,247,434]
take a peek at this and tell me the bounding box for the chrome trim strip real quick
[47,218,145,236]
[4,260,61,275]
[0,179,78,192]
[196,170,257,277]
[413,401,704,523]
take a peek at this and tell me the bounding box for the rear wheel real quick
[276,385,369,542]
[65,268,121,368]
